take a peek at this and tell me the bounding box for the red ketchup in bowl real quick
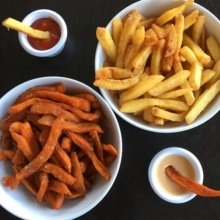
[27,17,61,50]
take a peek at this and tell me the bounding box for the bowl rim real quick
[148,147,204,203]
[94,0,220,133]
[0,76,122,220]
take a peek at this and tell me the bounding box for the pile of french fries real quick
[94,0,220,125]
[0,83,118,209]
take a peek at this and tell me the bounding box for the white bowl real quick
[18,9,68,57]
[148,147,203,203]
[0,76,122,220]
[95,0,220,133]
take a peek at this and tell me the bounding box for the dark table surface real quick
[1,0,220,219]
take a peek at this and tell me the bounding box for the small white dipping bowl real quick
[148,147,203,203]
[95,0,220,133]
[18,9,68,57]
[0,76,122,220]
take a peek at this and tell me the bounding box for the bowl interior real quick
[95,0,220,133]
[0,76,122,220]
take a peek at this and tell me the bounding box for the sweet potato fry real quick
[165,165,220,197]
[12,149,26,165]
[71,152,86,195]
[48,179,71,195]
[102,144,119,157]
[54,144,72,173]
[0,149,15,160]
[44,191,64,210]
[90,130,103,162]
[74,93,100,110]
[65,131,93,152]
[61,137,72,152]
[37,172,49,202]
[42,163,76,185]
[16,116,64,180]
[39,127,50,146]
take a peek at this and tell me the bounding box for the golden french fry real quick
[183,0,194,11]
[181,81,195,106]
[156,4,185,26]
[206,60,220,87]
[143,108,155,123]
[124,26,145,69]
[132,45,152,69]
[148,70,190,96]
[165,24,177,57]
[175,14,184,51]
[183,33,211,65]
[2,17,50,39]
[201,69,215,86]
[192,15,205,44]
[185,80,220,124]
[189,62,203,90]
[162,55,174,72]
[158,88,192,99]
[200,27,206,51]
[96,67,136,79]
[120,98,189,113]
[116,11,141,68]
[184,10,199,30]
[112,18,123,47]
[144,28,158,45]
[151,107,185,122]
[151,24,167,39]
[153,117,165,125]
[150,39,165,75]
[96,27,116,63]
[179,46,197,65]
[119,75,164,103]
[173,55,183,73]
[206,36,220,62]
[139,18,155,29]
[93,75,140,90]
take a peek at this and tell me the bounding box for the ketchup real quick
[28,17,61,50]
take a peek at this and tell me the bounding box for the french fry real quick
[93,74,140,90]
[2,17,50,39]
[154,118,165,125]
[201,69,215,86]
[183,33,211,65]
[192,15,205,44]
[96,27,116,63]
[119,75,164,103]
[120,98,189,113]
[144,28,158,45]
[151,24,167,39]
[116,11,141,68]
[175,14,184,52]
[148,70,190,96]
[151,107,185,122]
[132,45,152,69]
[200,27,206,51]
[185,80,220,124]
[112,18,123,47]
[206,36,220,62]
[189,61,203,90]
[184,10,199,30]
[183,0,194,11]
[150,39,165,75]
[179,46,197,64]
[143,108,155,123]
[161,55,174,72]
[206,60,220,86]
[181,81,195,106]
[158,88,192,99]
[156,4,185,26]
[165,24,177,57]
[139,18,155,29]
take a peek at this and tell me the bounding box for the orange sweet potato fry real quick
[71,152,86,195]
[61,137,72,152]
[2,176,19,190]
[39,127,50,146]
[17,90,91,112]
[165,165,220,197]
[65,131,93,152]
[48,179,71,195]
[0,132,12,149]
[30,102,80,122]
[0,150,15,160]
[37,172,49,202]
[104,154,117,166]
[16,83,66,103]
[90,130,104,162]
[42,163,76,185]
[54,144,72,173]
[16,116,64,180]
[75,93,100,110]
[102,144,119,157]
[44,191,64,210]
[12,149,26,165]
[86,151,110,180]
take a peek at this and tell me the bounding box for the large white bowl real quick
[95,0,220,133]
[0,76,122,220]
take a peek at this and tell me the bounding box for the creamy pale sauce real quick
[155,154,196,195]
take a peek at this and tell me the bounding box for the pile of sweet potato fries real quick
[0,83,118,209]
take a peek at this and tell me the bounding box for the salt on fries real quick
[94,0,220,125]
[0,83,118,209]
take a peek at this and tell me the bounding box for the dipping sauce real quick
[155,154,196,195]
[27,17,61,50]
